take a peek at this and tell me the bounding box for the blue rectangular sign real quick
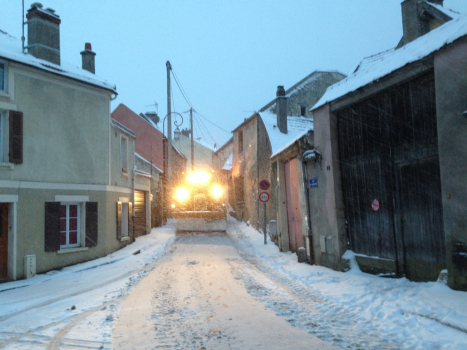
[310,178,318,188]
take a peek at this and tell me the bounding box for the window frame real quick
[121,202,129,238]
[0,111,3,163]
[238,130,243,154]
[0,59,7,94]
[59,202,81,249]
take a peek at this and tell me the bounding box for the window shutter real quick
[9,111,23,164]
[117,202,122,240]
[128,202,134,239]
[45,202,60,252]
[85,202,98,247]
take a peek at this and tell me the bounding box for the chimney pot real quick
[85,42,92,51]
[276,86,286,97]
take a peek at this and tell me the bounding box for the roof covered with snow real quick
[111,119,135,139]
[135,152,163,174]
[425,1,460,19]
[313,12,467,110]
[0,29,117,93]
[222,152,233,171]
[260,110,314,158]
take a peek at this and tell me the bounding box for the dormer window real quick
[0,60,7,93]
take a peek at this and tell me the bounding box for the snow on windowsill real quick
[57,247,89,254]
[120,237,131,242]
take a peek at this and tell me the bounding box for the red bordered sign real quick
[259,179,270,191]
[259,192,269,203]
[372,199,380,211]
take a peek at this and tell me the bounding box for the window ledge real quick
[0,91,10,98]
[0,162,14,170]
[57,247,89,254]
[120,236,131,242]
[121,173,129,178]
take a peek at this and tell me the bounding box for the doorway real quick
[0,203,8,280]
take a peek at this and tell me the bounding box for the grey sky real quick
[4,1,467,148]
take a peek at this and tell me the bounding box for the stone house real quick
[310,0,467,290]
[172,131,215,172]
[0,4,148,280]
[231,71,345,247]
[111,103,164,230]
[214,138,233,210]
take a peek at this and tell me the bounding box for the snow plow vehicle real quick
[172,171,227,233]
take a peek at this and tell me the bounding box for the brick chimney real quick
[276,86,288,134]
[399,0,444,47]
[26,3,61,65]
[80,43,96,74]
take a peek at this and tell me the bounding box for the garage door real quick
[134,190,147,238]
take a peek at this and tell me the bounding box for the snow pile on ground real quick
[0,224,176,349]
[227,216,467,349]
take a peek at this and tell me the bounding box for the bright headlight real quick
[175,188,189,202]
[211,185,223,198]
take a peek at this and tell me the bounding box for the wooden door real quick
[0,203,8,280]
[285,158,303,252]
[398,157,446,281]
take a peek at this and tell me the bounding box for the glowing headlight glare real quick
[211,185,223,198]
[186,172,210,184]
[175,188,189,202]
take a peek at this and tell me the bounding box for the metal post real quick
[166,61,172,183]
[263,202,267,244]
[190,108,194,172]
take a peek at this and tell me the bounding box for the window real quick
[0,61,6,93]
[121,136,128,173]
[122,202,129,238]
[301,105,306,117]
[238,130,243,154]
[59,203,80,248]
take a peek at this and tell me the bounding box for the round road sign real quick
[372,199,380,211]
[259,192,270,203]
[259,179,270,191]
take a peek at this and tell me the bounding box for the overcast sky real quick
[4,1,467,148]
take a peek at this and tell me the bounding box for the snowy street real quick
[1,218,467,349]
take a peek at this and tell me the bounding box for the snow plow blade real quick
[174,211,227,233]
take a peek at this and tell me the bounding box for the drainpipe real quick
[132,165,136,241]
[300,137,314,264]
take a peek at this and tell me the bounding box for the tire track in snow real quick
[227,228,399,349]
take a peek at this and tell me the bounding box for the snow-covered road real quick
[0,217,467,349]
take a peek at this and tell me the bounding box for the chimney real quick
[26,3,61,65]
[276,86,288,134]
[400,0,444,47]
[80,43,96,74]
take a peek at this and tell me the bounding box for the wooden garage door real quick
[134,190,147,238]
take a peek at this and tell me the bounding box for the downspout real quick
[132,165,136,242]
[301,136,314,264]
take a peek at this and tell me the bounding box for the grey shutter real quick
[85,202,98,247]
[9,111,23,164]
[128,202,134,239]
[117,202,122,240]
[45,202,60,252]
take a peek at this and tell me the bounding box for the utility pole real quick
[190,108,194,172]
[166,61,172,184]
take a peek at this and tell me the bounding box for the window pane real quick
[69,231,78,244]
[60,232,67,245]
[69,218,77,230]
[0,63,4,91]
[69,205,78,217]
[59,205,66,218]
[60,218,67,231]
